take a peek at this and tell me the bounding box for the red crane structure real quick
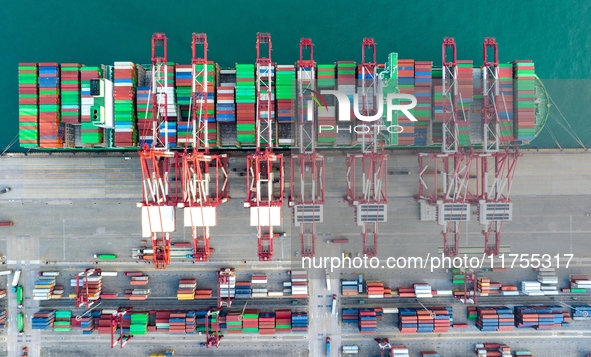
[179,33,229,262]
[479,37,519,256]
[244,33,285,261]
[289,38,324,257]
[344,38,387,257]
[138,33,179,269]
[415,38,475,257]
[74,268,100,309]
[461,269,478,304]
[217,267,236,309]
[205,309,223,348]
[110,307,133,349]
[416,38,519,257]
[374,338,394,357]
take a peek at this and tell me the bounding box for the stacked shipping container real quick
[476,306,514,332]
[397,59,415,145]
[38,63,61,148]
[513,61,536,141]
[80,67,104,145]
[60,63,81,124]
[336,61,355,145]
[514,305,566,329]
[18,63,39,147]
[316,64,336,145]
[414,61,433,146]
[113,62,138,146]
[456,60,473,146]
[497,64,514,142]
[236,64,256,144]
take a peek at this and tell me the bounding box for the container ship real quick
[17,34,548,151]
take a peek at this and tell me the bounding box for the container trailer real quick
[12,270,21,292]
[16,286,23,308]
[94,254,116,259]
[17,312,24,335]
[0,270,13,276]
[38,271,59,277]
[331,294,337,315]
[326,337,331,356]
[0,222,13,226]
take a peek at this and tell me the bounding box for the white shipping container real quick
[382,308,399,314]
[0,270,13,276]
[100,271,118,277]
[267,292,283,297]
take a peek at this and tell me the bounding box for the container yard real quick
[2,20,591,357]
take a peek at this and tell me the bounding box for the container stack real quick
[358,308,377,334]
[397,59,415,145]
[291,311,308,332]
[168,311,186,334]
[131,275,149,286]
[216,84,236,123]
[513,351,533,357]
[342,309,359,324]
[53,310,72,332]
[421,352,440,357]
[33,277,56,300]
[478,278,491,296]
[290,270,308,298]
[431,68,446,144]
[336,61,355,145]
[390,346,410,357]
[60,63,81,124]
[316,64,336,146]
[194,288,212,299]
[569,274,591,293]
[38,62,62,148]
[414,283,433,298]
[219,273,236,301]
[497,64,514,142]
[475,343,512,357]
[251,274,268,298]
[242,309,260,333]
[126,288,150,300]
[113,62,138,147]
[500,285,519,296]
[175,64,193,146]
[235,281,252,298]
[130,312,148,335]
[18,63,39,147]
[80,315,95,334]
[452,269,466,284]
[397,286,416,298]
[341,280,358,296]
[398,307,452,333]
[476,306,514,332]
[571,305,591,320]
[258,312,275,335]
[226,310,243,334]
[275,309,292,332]
[70,274,102,302]
[521,281,543,296]
[194,310,207,333]
[235,64,256,145]
[455,60,473,146]
[276,65,295,145]
[32,310,55,330]
[194,62,217,146]
[136,84,153,147]
[414,61,433,146]
[52,285,65,299]
[514,305,564,329]
[97,313,116,334]
[537,268,558,295]
[513,61,536,141]
[366,281,385,298]
[80,67,104,145]
[177,278,196,300]
[185,311,196,333]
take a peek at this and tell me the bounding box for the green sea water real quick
[1,0,590,151]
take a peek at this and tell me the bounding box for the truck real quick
[0,221,13,226]
[17,312,24,336]
[327,238,349,244]
[325,269,331,291]
[342,345,359,354]
[94,254,116,260]
[331,294,337,315]
[0,270,13,276]
[326,337,331,356]
[16,285,23,308]
[12,270,21,292]
[38,271,59,277]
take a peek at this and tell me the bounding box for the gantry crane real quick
[415,38,475,257]
[74,268,101,309]
[111,307,133,349]
[217,267,236,308]
[179,33,229,262]
[462,269,478,304]
[375,338,394,357]
[205,309,223,348]
[289,38,324,257]
[478,38,519,255]
[138,33,179,269]
[245,33,285,261]
[344,38,387,257]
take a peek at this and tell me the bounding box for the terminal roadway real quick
[0,150,590,356]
